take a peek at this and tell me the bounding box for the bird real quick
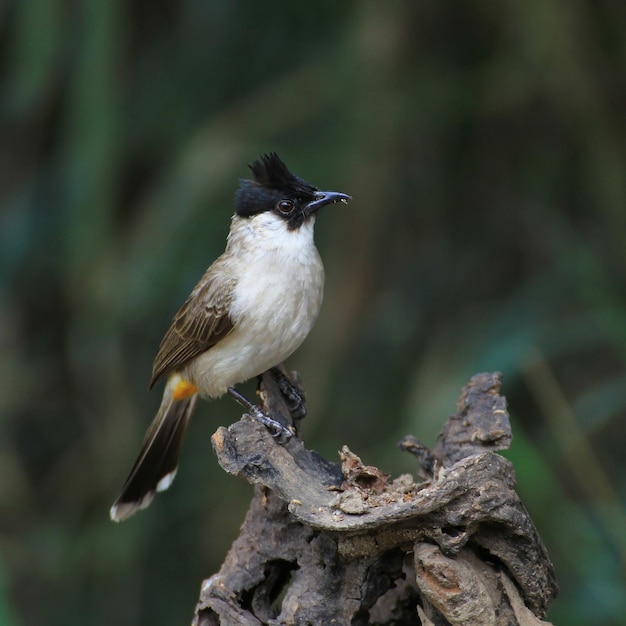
[110,153,350,522]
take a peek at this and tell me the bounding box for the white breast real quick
[188,213,324,397]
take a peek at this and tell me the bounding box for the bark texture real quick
[193,371,557,625]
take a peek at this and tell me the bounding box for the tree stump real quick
[193,372,558,625]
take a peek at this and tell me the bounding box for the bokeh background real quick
[1,1,625,624]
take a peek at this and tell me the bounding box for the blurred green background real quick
[1,1,625,624]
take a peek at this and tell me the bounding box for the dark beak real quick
[304,190,351,215]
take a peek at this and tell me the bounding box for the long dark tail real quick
[110,375,198,522]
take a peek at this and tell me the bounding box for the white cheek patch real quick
[248,211,289,234]
[244,212,316,256]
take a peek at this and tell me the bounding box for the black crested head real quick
[235,153,350,230]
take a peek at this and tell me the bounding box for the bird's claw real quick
[249,406,293,442]
[269,367,307,420]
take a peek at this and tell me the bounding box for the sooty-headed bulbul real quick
[110,153,350,521]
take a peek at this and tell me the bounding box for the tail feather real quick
[110,381,198,522]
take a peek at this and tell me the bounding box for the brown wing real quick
[150,269,236,388]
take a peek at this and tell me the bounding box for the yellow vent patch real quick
[172,379,198,401]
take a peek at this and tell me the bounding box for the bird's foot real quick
[227,386,293,442]
[269,367,307,420]
[249,405,294,442]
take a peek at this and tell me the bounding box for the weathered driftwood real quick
[193,372,558,625]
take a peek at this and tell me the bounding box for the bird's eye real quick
[277,199,294,214]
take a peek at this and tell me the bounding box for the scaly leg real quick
[227,386,293,441]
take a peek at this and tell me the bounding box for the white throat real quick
[226,212,317,260]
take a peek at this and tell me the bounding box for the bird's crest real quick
[249,153,317,197]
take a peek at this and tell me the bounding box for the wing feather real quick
[150,270,236,387]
